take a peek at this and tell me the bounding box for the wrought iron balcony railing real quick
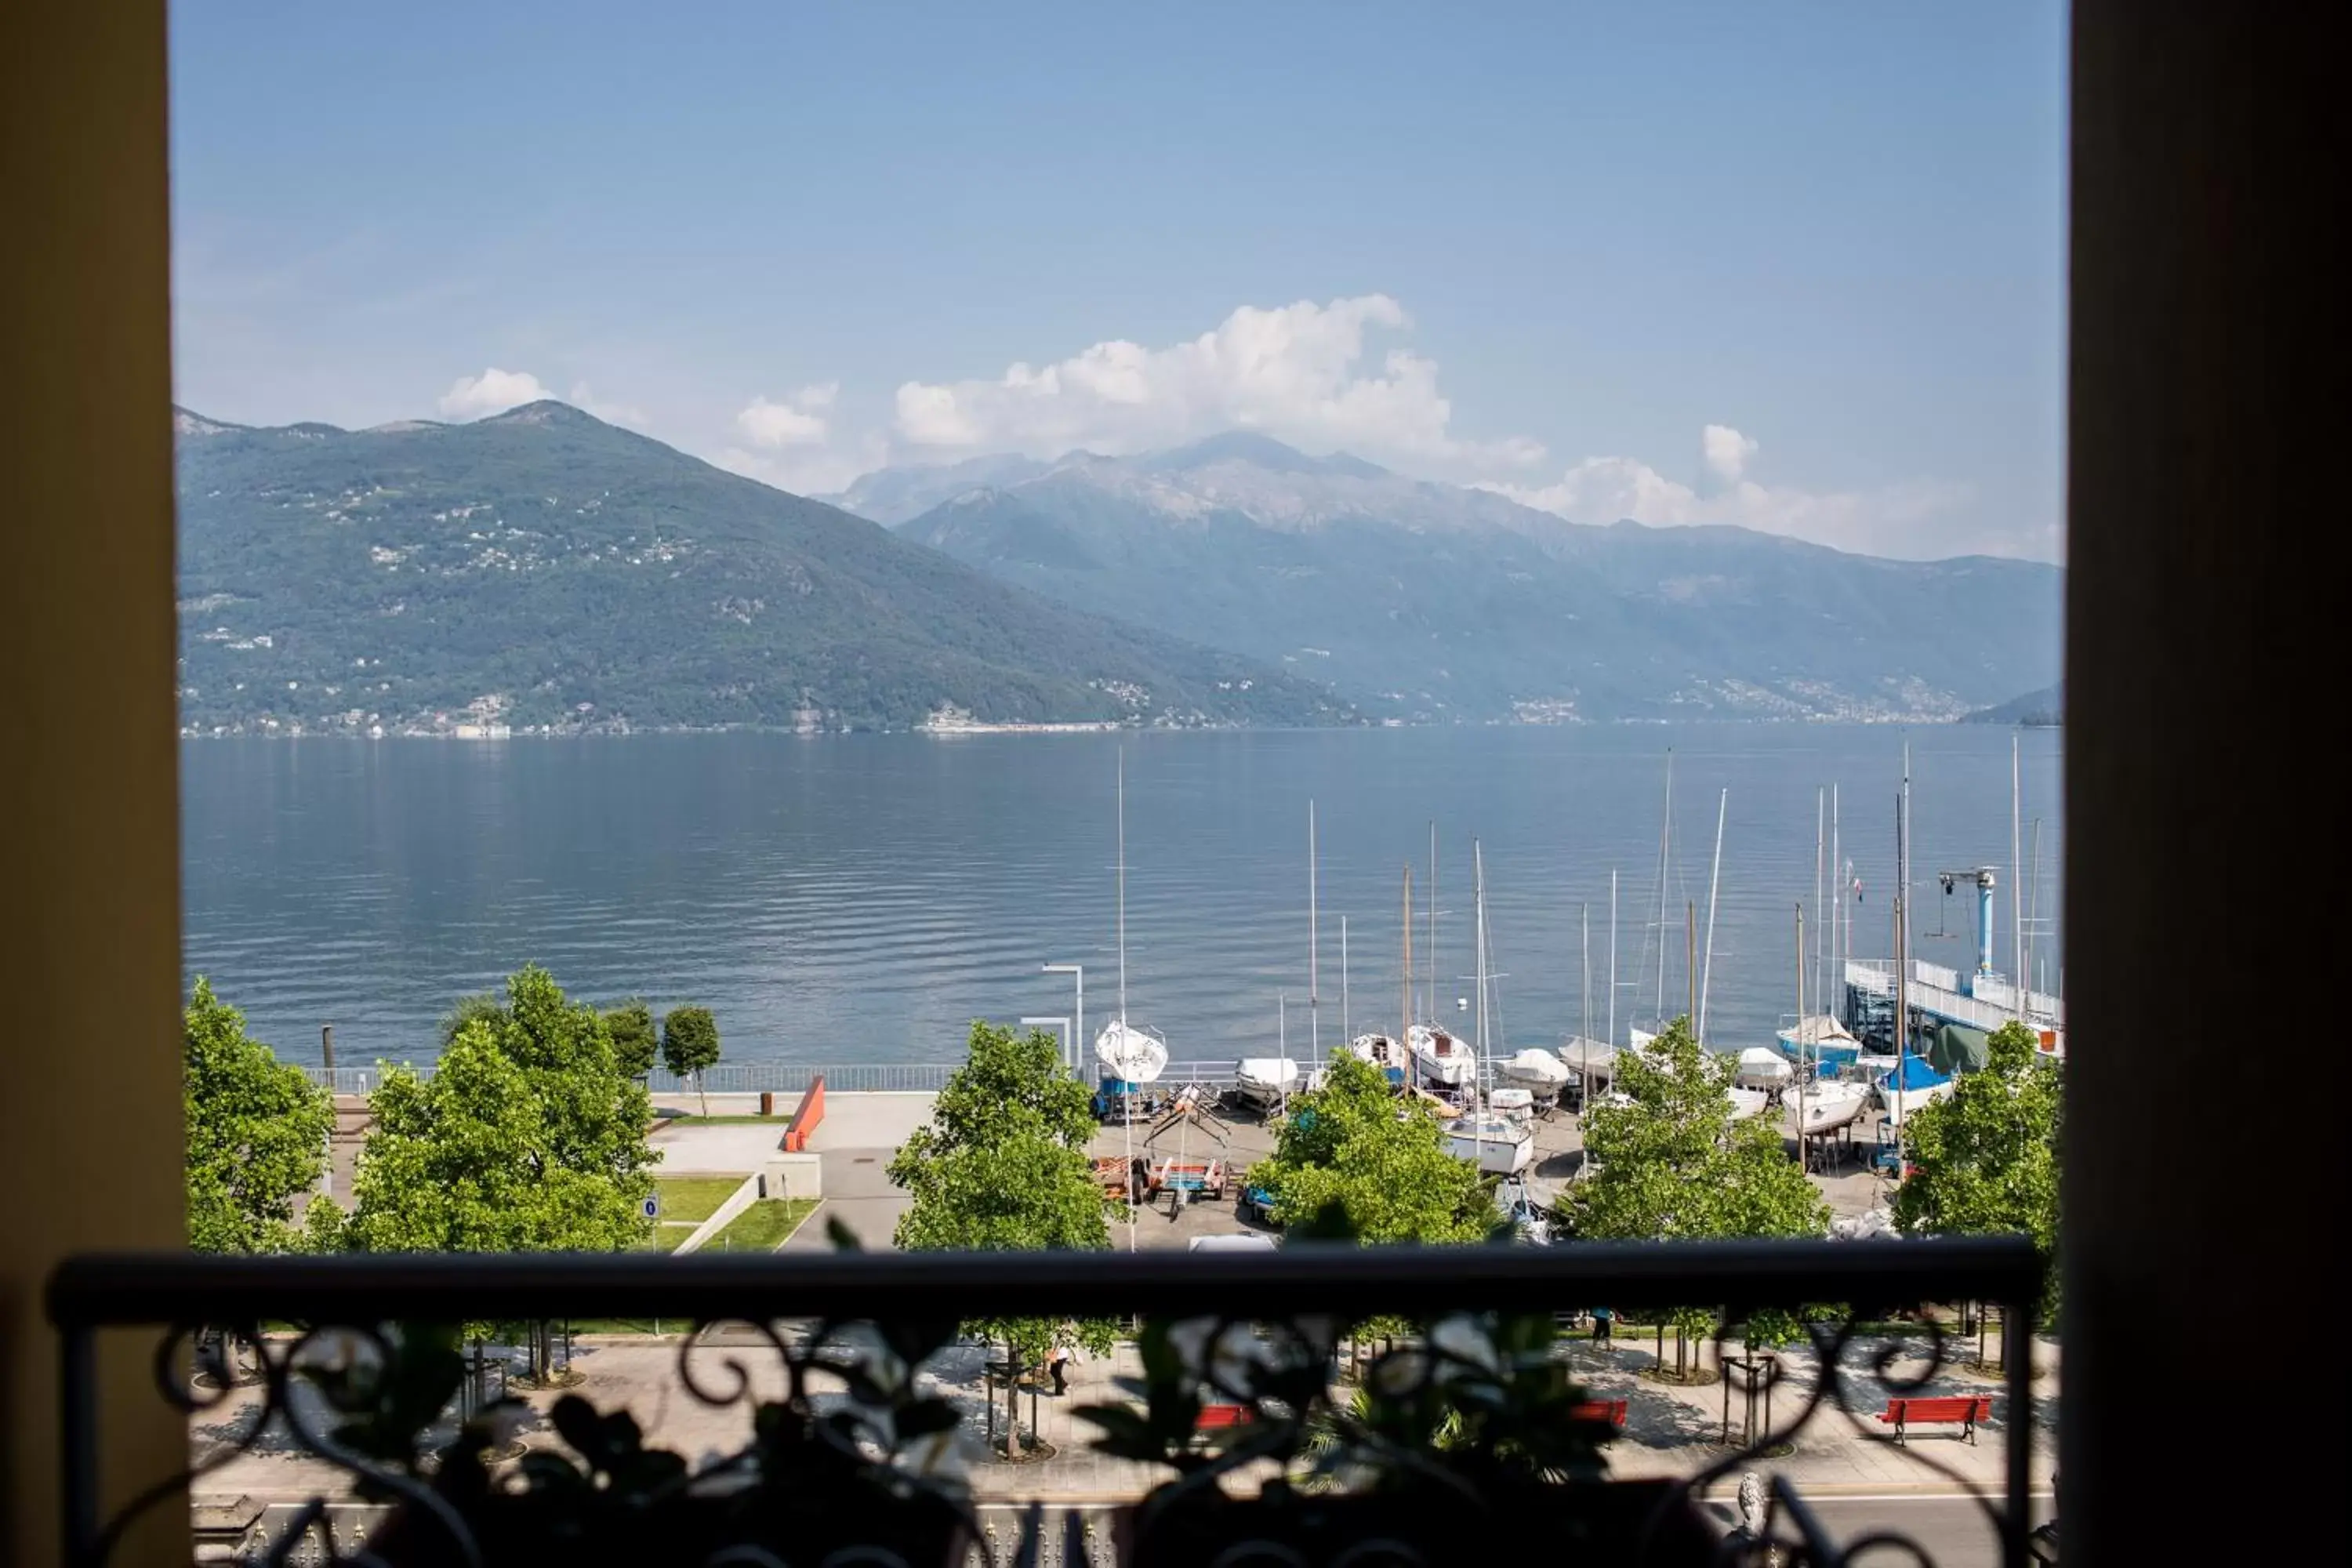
[49,1237,2045,1567]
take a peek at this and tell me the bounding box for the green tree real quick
[347,965,655,1255]
[1564,1016,1828,1371]
[888,1021,1112,1453]
[1246,1051,1490,1244]
[183,978,335,1253]
[603,998,658,1080]
[439,991,506,1048]
[1893,1018,2062,1316]
[661,1004,721,1116]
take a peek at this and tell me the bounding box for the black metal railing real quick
[49,1238,2045,1568]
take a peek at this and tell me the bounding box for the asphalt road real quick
[1763,1495,2056,1567]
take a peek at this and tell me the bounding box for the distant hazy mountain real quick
[173,405,1353,735]
[1962,682,2063,726]
[875,435,2063,721]
[818,452,1051,527]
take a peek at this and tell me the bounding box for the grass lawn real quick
[652,1174,748,1225]
[704,1198,820,1253]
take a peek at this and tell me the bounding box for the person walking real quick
[1592,1305,1613,1348]
[1047,1345,1070,1396]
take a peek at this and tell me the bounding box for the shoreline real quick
[176,714,2059,740]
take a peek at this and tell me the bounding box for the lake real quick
[180,726,2063,1073]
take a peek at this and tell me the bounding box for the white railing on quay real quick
[307,1056,1254,1097]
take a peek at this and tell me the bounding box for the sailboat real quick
[1874,1054,1955,1128]
[1092,753,1167,1092]
[1234,1057,1301,1110]
[1499,1047,1572,1095]
[1233,994,1300,1112]
[1776,1014,1864,1072]
[1403,828,1476,1092]
[1346,1032,1408,1085]
[1443,840,1535,1176]
[1408,1023,1475,1090]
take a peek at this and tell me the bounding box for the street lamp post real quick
[1042,964,1084,1074]
[1020,1016,1073,1073]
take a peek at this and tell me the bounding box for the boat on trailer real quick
[1408,1023,1475,1091]
[1348,1032,1409,1086]
[1446,1112,1535,1176]
[1232,1057,1300,1112]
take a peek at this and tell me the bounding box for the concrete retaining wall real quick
[762,1154,822,1201]
[671,1174,761,1255]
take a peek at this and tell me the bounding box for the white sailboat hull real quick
[1790,1086,1868,1136]
[1446,1116,1534,1175]
[1094,1020,1167,1086]
[1407,1025,1474,1088]
[1875,1080,1955,1129]
[1232,1057,1300,1109]
[1499,1047,1571,1092]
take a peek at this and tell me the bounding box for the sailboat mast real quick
[1116,748,1128,1023]
[1308,798,1320,1066]
[1401,866,1414,1050]
[1814,787,1827,1023]
[1831,784,1842,1029]
[1894,749,1911,1129]
[1341,915,1351,1041]
[2011,735,2025,1002]
[1686,902,1697,1026]
[1581,902,1592,1047]
[1427,822,1438,1023]
[2027,818,2043,1008]
[1698,788,1726,1042]
[1654,751,1674,1025]
[1608,869,1619,1047]
[1796,902,1808,1170]
[1473,840,1487,1058]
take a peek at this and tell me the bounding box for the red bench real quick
[1191,1403,1254,1447]
[1570,1399,1628,1428]
[1877,1395,1992,1444]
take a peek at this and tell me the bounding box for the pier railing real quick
[49,1238,2044,1567]
[309,1058,1261,1097]
[1844,959,2064,1035]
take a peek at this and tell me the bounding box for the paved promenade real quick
[188,1319,2054,1514]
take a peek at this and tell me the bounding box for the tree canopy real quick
[343,966,655,1253]
[603,999,658,1080]
[1565,1015,1828,1247]
[1892,1019,2062,1308]
[888,1022,1112,1371]
[183,978,335,1253]
[1247,1051,1490,1244]
[661,1004,721,1115]
[1563,1017,1828,1359]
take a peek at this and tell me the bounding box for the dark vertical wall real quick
[0,5,187,1565]
[2066,5,2338,1561]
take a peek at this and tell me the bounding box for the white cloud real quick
[713,426,887,500]
[1479,426,2008,559]
[437,367,550,419]
[1700,423,1759,487]
[734,385,838,448]
[891,296,1542,470]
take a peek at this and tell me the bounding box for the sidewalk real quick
[186,1323,2056,1509]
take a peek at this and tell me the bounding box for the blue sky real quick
[170,2,2067,560]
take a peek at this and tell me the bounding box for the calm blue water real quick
[180,727,2063,1070]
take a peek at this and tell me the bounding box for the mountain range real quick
[173,405,1352,735]
[173,402,2063,735]
[833,432,2063,722]
[1962,681,2064,726]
